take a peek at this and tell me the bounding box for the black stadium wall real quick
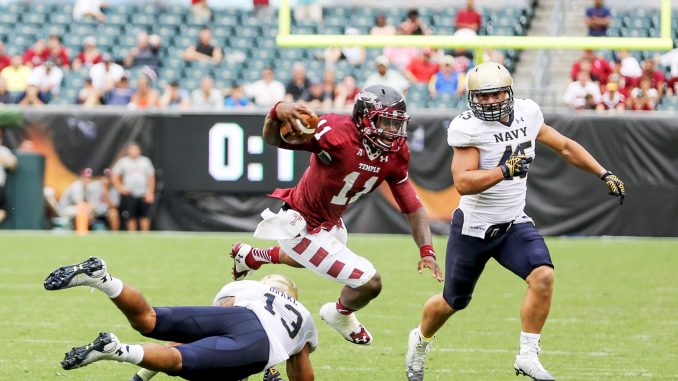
[2,108,677,237]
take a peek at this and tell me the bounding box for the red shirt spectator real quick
[0,42,10,72]
[456,0,482,32]
[42,35,70,69]
[405,49,439,83]
[571,50,612,84]
[23,40,47,68]
[73,36,103,70]
[641,59,665,97]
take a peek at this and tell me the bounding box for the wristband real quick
[600,170,612,180]
[419,244,436,259]
[268,101,282,121]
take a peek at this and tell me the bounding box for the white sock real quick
[135,368,158,381]
[98,274,124,298]
[521,331,541,342]
[114,343,144,365]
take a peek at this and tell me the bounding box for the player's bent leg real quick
[230,243,297,280]
[110,284,157,334]
[61,332,144,370]
[405,293,456,381]
[522,266,554,333]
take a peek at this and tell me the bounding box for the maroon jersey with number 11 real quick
[270,113,422,230]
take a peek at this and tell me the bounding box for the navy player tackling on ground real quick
[405,63,625,381]
[44,258,316,381]
[231,84,443,346]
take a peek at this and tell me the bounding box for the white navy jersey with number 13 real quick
[212,280,318,369]
[447,98,543,238]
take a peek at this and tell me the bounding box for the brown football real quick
[280,114,319,144]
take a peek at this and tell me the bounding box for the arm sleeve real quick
[388,177,423,214]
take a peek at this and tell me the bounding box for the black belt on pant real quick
[485,221,514,240]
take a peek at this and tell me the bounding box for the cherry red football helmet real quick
[352,84,410,152]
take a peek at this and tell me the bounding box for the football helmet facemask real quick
[467,62,514,121]
[260,274,298,299]
[352,84,410,152]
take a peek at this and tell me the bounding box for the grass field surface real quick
[0,232,676,381]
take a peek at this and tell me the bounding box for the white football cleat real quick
[405,328,432,381]
[62,332,122,370]
[44,257,109,291]
[514,339,555,381]
[230,243,255,280]
[319,302,372,345]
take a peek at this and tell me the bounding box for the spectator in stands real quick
[191,0,211,21]
[657,46,678,95]
[364,55,410,95]
[104,75,134,106]
[45,35,70,69]
[57,168,109,230]
[129,75,160,109]
[320,68,337,104]
[0,79,10,104]
[482,48,505,66]
[244,67,285,107]
[333,75,360,110]
[571,49,612,84]
[294,0,323,25]
[0,42,11,72]
[23,39,47,68]
[223,84,251,108]
[27,60,63,103]
[606,74,629,98]
[191,76,223,108]
[0,55,31,103]
[252,0,273,21]
[323,28,366,67]
[90,54,125,92]
[629,76,658,111]
[77,78,103,106]
[72,36,103,70]
[563,70,602,109]
[641,58,665,98]
[399,9,430,35]
[300,79,332,109]
[159,80,190,109]
[585,0,612,37]
[73,0,106,23]
[617,50,642,90]
[0,128,17,223]
[456,0,482,33]
[370,13,396,36]
[429,55,465,98]
[596,82,626,112]
[101,168,120,231]
[124,32,161,71]
[406,48,440,83]
[111,142,155,232]
[182,28,222,65]
[285,62,311,102]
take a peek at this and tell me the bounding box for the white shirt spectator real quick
[619,55,642,78]
[659,49,678,78]
[191,88,223,108]
[28,63,63,95]
[90,61,125,91]
[111,156,155,198]
[245,79,286,107]
[563,78,602,109]
[364,68,410,95]
[73,0,104,21]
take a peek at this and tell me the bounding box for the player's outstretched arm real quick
[405,207,443,282]
[537,123,625,204]
[263,102,316,147]
[285,343,314,381]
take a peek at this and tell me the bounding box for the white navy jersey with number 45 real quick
[447,98,543,238]
[212,280,318,369]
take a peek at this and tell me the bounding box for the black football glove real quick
[263,368,285,381]
[600,171,625,205]
[500,154,532,179]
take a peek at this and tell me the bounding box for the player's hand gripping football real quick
[418,246,444,282]
[263,367,285,381]
[600,171,625,205]
[500,154,532,179]
[274,102,317,135]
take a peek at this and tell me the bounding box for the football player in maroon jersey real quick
[231,84,443,345]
